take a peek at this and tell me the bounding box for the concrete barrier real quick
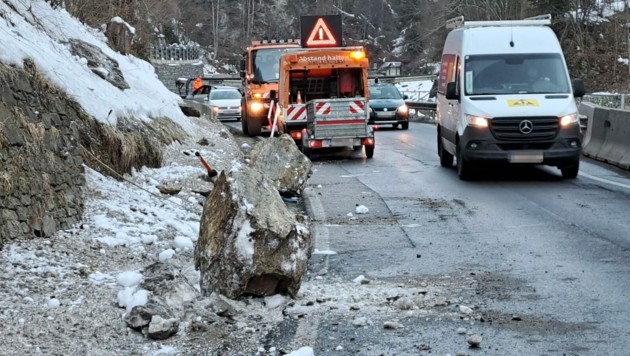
[597,109,630,169]
[581,105,610,160]
[579,103,596,146]
[580,102,630,170]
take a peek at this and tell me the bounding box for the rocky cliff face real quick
[0,60,86,245]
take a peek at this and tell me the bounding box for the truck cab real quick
[240,40,300,137]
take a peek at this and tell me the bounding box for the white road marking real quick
[289,189,329,349]
[580,172,630,190]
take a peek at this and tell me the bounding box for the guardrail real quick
[405,100,437,121]
[581,93,628,110]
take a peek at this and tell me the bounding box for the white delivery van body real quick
[436,15,585,180]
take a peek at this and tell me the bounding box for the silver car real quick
[206,86,243,121]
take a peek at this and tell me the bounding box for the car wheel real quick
[437,130,454,168]
[365,145,374,159]
[457,142,473,180]
[560,161,579,179]
[401,121,409,130]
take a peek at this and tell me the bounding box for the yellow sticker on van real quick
[507,99,539,107]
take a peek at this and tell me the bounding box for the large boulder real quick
[249,134,312,196]
[194,167,311,299]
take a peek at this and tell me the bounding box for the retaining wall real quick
[152,61,203,94]
[0,61,85,247]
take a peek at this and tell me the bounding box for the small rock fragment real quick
[467,334,482,348]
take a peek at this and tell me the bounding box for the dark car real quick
[368,83,409,130]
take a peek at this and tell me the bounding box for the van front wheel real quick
[560,162,579,179]
[437,132,454,168]
[457,144,473,180]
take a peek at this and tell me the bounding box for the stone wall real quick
[152,61,203,94]
[0,60,86,247]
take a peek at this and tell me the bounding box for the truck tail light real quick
[309,140,323,149]
[291,130,302,140]
[361,137,374,146]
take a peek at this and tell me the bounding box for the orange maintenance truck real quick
[239,39,301,136]
[275,46,375,158]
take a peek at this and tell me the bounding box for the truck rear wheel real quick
[241,113,249,134]
[301,144,311,159]
[247,116,262,136]
[365,145,374,159]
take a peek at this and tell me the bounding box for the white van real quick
[436,14,585,180]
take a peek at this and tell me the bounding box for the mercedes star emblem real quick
[519,120,534,134]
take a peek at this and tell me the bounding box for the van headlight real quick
[465,114,489,128]
[397,104,409,115]
[559,113,578,127]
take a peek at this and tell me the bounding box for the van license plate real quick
[509,152,543,163]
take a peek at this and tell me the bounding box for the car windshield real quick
[369,85,402,99]
[210,90,241,100]
[252,48,283,84]
[464,53,571,95]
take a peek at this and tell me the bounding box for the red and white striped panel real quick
[316,102,331,115]
[286,105,307,121]
[349,101,365,114]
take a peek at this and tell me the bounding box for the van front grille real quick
[490,116,559,141]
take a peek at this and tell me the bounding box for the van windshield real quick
[464,53,570,95]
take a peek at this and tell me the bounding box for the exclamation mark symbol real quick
[318,27,324,40]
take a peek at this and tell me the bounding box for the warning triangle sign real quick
[306,18,337,47]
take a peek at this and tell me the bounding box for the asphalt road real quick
[227,120,630,355]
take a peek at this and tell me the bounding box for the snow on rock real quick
[159,249,176,262]
[287,347,315,356]
[117,287,149,310]
[47,297,61,309]
[264,294,287,309]
[116,271,144,287]
[355,204,369,214]
[173,235,194,251]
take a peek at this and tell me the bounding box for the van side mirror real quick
[445,82,459,100]
[403,94,409,100]
[573,78,585,98]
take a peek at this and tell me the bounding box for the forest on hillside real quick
[51,0,629,92]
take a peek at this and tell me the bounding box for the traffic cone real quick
[296,90,303,104]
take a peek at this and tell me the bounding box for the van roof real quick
[459,26,561,55]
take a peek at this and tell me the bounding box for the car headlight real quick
[250,101,263,113]
[397,104,409,115]
[560,113,578,127]
[211,106,220,113]
[465,114,489,128]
